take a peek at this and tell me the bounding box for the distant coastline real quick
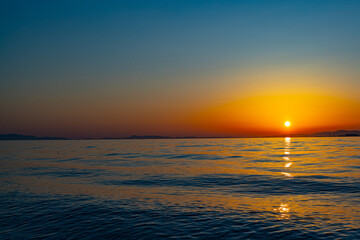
[0,134,68,140]
[286,130,360,138]
[103,130,360,139]
[0,130,359,140]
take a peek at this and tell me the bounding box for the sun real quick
[285,121,291,127]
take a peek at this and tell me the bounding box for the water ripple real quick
[0,137,359,239]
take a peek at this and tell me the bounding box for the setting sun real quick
[285,121,291,127]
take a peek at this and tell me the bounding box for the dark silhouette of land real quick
[104,135,229,140]
[0,130,358,140]
[288,130,360,138]
[105,130,360,139]
[124,135,172,139]
[0,134,68,140]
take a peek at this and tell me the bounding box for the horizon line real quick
[0,130,359,140]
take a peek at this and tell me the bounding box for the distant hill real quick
[289,130,360,138]
[122,131,360,139]
[120,131,360,139]
[311,130,360,137]
[121,135,225,139]
[0,134,68,140]
[122,135,173,139]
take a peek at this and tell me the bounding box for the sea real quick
[0,137,359,239]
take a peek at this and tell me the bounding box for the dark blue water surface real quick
[0,137,359,239]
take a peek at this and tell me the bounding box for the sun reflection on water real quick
[274,137,294,219]
[274,203,291,219]
[282,137,293,177]
[281,172,293,177]
[285,162,292,168]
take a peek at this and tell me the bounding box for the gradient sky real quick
[1,0,360,138]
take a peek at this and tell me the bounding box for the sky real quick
[1,0,360,138]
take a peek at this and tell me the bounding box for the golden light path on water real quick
[276,137,293,219]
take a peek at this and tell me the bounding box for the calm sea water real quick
[0,137,359,239]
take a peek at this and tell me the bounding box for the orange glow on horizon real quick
[191,94,360,136]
